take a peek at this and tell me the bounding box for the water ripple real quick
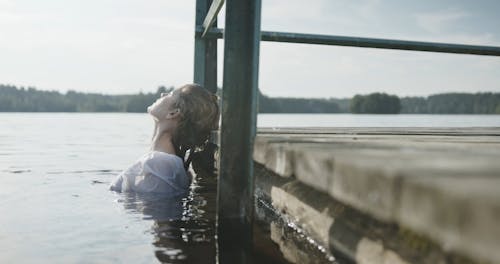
[2,169,31,174]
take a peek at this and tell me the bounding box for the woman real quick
[110,84,219,194]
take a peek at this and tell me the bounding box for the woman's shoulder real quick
[142,151,184,168]
[149,151,182,161]
[143,151,187,185]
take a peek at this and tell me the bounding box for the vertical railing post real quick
[194,0,217,93]
[217,0,262,262]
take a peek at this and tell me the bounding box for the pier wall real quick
[248,128,500,264]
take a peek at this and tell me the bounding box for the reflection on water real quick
[119,192,184,221]
[0,113,220,263]
[0,113,338,263]
[115,173,217,264]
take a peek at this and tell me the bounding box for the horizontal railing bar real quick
[198,27,500,56]
[261,31,500,56]
[202,0,225,38]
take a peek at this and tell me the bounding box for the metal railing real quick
[193,1,500,262]
[198,27,500,56]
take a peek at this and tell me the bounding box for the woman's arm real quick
[109,174,124,192]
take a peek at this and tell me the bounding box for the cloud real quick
[1,1,500,97]
[415,9,469,34]
[0,10,56,24]
[0,0,12,6]
[356,0,381,20]
[410,8,500,45]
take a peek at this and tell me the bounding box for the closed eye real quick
[161,91,174,97]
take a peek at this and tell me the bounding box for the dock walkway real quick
[252,127,500,264]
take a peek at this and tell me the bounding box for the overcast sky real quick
[1,0,499,98]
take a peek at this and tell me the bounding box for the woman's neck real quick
[151,126,176,155]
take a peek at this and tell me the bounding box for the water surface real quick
[258,113,500,127]
[0,113,217,263]
[1,113,498,263]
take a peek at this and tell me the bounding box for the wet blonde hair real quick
[171,84,219,169]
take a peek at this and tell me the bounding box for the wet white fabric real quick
[110,151,189,194]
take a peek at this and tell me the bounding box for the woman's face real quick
[147,90,179,120]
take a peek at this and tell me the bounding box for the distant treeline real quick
[0,84,172,112]
[0,84,349,113]
[350,93,401,114]
[259,93,350,113]
[401,93,500,114]
[1,84,499,114]
[349,92,500,114]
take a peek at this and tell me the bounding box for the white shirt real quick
[110,151,189,194]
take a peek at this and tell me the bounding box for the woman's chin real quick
[147,108,160,121]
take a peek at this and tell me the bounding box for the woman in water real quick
[110,84,219,194]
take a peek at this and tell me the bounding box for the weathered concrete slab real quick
[253,139,295,177]
[399,176,500,264]
[253,127,500,264]
[254,163,476,264]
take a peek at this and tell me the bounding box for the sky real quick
[0,0,499,98]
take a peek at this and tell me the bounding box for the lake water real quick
[0,113,499,263]
[258,113,500,127]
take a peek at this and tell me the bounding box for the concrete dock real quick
[251,127,500,264]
